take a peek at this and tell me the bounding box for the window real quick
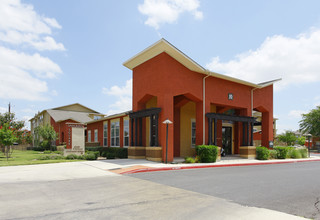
[191,119,196,148]
[103,122,108,147]
[123,119,129,147]
[94,115,101,120]
[88,130,91,142]
[94,129,98,142]
[111,121,120,147]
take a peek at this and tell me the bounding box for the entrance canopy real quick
[129,108,161,147]
[206,113,256,146]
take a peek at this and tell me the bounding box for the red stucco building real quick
[88,39,279,162]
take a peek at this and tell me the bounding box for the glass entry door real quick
[222,127,232,155]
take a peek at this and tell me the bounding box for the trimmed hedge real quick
[256,146,270,160]
[86,146,128,159]
[195,145,218,163]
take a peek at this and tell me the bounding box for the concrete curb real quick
[121,158,320,175]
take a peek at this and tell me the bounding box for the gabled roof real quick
[47,109,96,123]
[123,38,281,89]
[52,103,100,114]
[29,103,103,122]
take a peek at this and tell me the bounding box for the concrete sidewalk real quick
[1,155,320,183]
[98,154,320,174]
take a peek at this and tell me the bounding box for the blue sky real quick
[1,0,320,133]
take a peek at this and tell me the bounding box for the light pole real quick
[162,119,172,164]
[306,134,312,158]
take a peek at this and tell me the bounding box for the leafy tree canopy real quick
[0,112,24,130]
[277,131,297,146]
[300,106,320,137]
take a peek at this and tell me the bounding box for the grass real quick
[0,150,83,167]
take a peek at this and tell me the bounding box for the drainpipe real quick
[203,73,210,145]
[251,87,258,116]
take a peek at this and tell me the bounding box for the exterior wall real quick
[86,115,129,148]
[30,111,51,146]
[131,52,274,162]
[51,118,78,148]
[180,101,196,158]
[86,121,103,145]
[253,85,274,147]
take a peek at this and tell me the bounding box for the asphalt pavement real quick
[130,161,320,219]
[0,160,308,220]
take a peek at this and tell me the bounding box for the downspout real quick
[203,72,210,145]
[251,87,258,117]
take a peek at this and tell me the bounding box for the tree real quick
[0,123,18,160]
[0,112,25,144]
[297,136,306,146]
[300,106,320,137]
[34,124,57,150]
[277,131,297,146]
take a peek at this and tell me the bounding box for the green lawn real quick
[0,150,83,167]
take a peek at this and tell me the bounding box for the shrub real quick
[269,150,277,159]
[195,145,218,163]
[84,152,98,160]
[185,157,195,163]
[256,146,270,160]
[289,149,302,159]
[38,155,51,160]
[33,146,45,151]
[89,147,128,159]
[53,150,63,155]
[66,154,79,160]
[85,146,102,152]
[299,148,308,158]
[38,155,64,160]
[43,150,51,154]
[274,146,289,159]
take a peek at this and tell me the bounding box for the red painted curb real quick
[120,158,320,175]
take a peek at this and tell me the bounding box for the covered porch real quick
[206,112,257,159]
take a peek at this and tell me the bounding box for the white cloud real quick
[206,29,320,90]
[0,0,65,51]
[102,79,132,115]
[21,108,36,114]
[288,110,307,119]
[0,0,64,101]
[0,106,7,113]
[102,79,132,96]
[138,0,203,29]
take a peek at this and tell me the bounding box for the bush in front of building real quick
[269,149,277,159]
[256,146,270,160]
[184,157,195,163]
[82,151,99,160]
[86,146,128,159]
[299,148,308,158]
[195,145,218,163]
[274,146,289,159]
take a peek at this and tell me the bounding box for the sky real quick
[1,0,320,133]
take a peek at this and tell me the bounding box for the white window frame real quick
[88,130,91,143]
[94,129,98,142]
[111,121,120,147]
[191,119,196,148]
[103,122,108,147]
[123,119,129,148]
